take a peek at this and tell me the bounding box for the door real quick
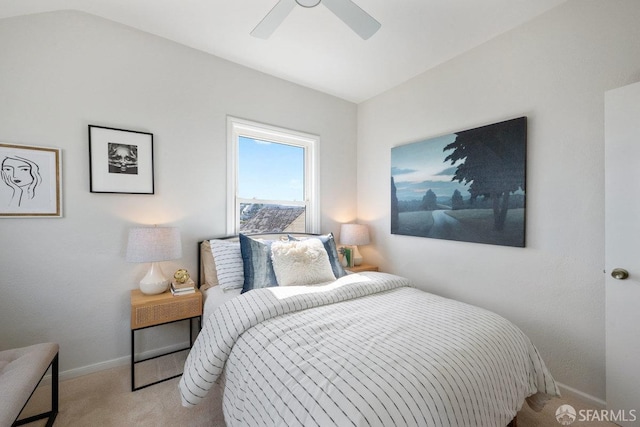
[605,80,640,426]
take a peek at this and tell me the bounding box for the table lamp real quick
[340,223,370,266]
[126,226,182,295]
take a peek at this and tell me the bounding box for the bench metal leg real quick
[13,352,59,427]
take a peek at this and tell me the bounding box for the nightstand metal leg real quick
[130,329,135,392]
[131,316,201,392]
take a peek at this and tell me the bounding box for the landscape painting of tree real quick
[391,117,526,247]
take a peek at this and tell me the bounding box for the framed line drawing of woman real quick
[0,143,62,217]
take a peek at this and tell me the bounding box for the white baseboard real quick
[38,341,191,386]
[556,381,607,409]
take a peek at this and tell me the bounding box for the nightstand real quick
[130,289,202,391]
[346,263,379,273]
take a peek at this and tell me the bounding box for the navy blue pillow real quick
[288,233,347,279]
[239,234,278,294]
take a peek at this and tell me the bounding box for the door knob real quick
[611,268,629,280]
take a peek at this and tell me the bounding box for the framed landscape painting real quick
[0,142,62,217]
[391,117,527,247]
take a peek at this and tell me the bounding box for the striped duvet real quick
[179,272,559,426]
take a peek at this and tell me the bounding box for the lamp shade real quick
[126,226,182,263]
[340,223,370,246]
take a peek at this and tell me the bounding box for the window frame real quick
[227,116,320,234]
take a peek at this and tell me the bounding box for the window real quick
[227,117,319,234]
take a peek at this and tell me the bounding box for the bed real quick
[180,233,559,426]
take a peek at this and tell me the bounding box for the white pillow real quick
[209,240,244,290]
[271,239,336,286]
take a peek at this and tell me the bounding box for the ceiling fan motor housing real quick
[296,0,322,7]
[253,0,380,40]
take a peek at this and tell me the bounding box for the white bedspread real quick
[202,285,242,323]
[180,272,559,426]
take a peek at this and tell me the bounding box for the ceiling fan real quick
[251,0,381,40]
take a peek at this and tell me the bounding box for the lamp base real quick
[352,245,363,266]
[139,262,170,295]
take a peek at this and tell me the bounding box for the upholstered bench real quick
[0,343,59,427]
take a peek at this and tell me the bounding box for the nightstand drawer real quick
[130,290,202,329]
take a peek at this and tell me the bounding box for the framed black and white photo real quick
[88,125,154,194]
[0,142,62,217]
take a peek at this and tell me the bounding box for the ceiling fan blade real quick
[322,0,381,40]
[251,0,297,39]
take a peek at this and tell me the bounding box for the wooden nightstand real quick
[130,289,202,391]
[346,263,379,273]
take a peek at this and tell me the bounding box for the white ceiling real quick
[1,0,567,103]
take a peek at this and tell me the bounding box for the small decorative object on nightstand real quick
[171,269,196,295]
[173,269,190,284]
[130,289,202,391]
[346,263,379,273]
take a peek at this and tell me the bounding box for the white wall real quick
[3,0,639,404]
[357,0,640,403]
[0,11,357,376]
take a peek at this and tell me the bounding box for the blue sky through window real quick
[239,136,304,201]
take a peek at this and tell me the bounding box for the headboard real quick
[198,233,322,289]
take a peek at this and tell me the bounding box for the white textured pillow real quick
[209,240,244,290]
[271,239,336,286]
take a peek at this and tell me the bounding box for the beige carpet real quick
[20,350,617,427]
